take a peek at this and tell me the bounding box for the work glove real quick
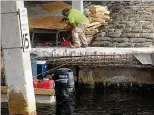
[61,17,68,22]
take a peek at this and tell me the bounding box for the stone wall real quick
[92,1,154,47]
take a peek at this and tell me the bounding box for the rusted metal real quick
[8,89,37,115]
[38,53,153,68]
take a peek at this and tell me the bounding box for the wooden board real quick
[85,30,98,35]
[89,5,110,14]
[34,88,55,96]
[89,13,110,19]
[89,13,105,18]
[86,28,98,32]
[29,16,70,29]
[90,12,106,16]
[1,86,55,96]
[41,1,71,13]
[90,17,106,23]
[87,22,103,27]
[87,24,104,29]
[90,15,110,20]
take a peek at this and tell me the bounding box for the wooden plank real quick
[89,5,110,14]
[87,24,104,29]
[90,18,106,23]
[89,6,105,12]
[87,22,103,27]
[41,1,71,13]
[29,16,70,30]
[34,88,55,96]
[1,86,55,96]
[86,28,98,32]
[89,13,110,20]
[90,15,110,21]
[85,30,98,35]
[89,12,104,18]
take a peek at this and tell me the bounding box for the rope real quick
[2,55,75,78]
[34,63,66,77]
[34,59,75,77]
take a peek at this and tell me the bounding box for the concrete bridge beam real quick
[134,53,154,66]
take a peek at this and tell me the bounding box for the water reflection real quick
[74,84,154,115]
[56,92,75,115]
[54,84,154,115]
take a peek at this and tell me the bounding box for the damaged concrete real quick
[8,89,36,115]
[134,53,154,65]
[31,47,154,68]
[31,47,154,58]
[78,67,154,86]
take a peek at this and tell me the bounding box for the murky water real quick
[1,84,154,115]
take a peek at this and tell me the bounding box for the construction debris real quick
[85,5,110,37]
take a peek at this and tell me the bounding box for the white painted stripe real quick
[37,60,46,64]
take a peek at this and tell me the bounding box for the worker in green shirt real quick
[62,8,90,48]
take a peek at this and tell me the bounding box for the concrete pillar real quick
[1,1,37,115]
[72,0,83,12]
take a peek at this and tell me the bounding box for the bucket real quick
[30,54,37,79]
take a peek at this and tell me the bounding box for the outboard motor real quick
[64,68,74,92]
[53,68,75,103]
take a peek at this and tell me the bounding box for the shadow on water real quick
[55,93,75,115]
[74,83,154,115]
[1,83,154,115]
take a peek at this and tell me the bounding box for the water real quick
[74,86,154,115]
[1,84,154,115]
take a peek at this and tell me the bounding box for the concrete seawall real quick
[78,67,154,86]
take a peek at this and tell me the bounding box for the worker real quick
[62,8,90,48]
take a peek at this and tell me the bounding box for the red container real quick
[33,80,55,89]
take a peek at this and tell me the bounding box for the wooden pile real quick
[85,5,110,35]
